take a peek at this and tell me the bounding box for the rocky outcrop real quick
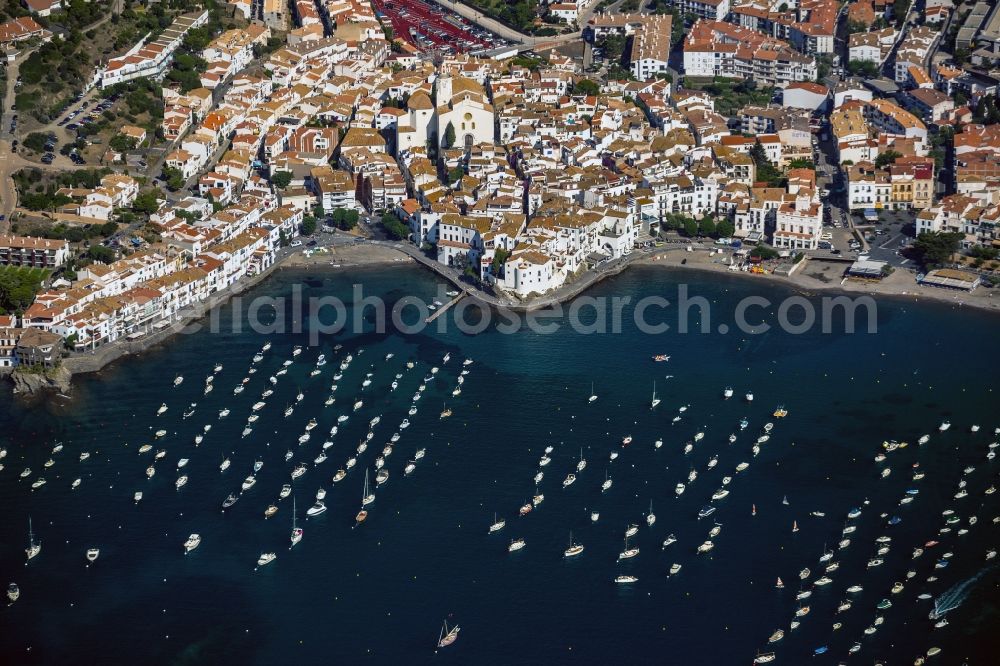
[9,364,72,396]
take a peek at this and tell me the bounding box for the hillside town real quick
[1,0,999,363]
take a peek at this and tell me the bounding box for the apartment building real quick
[683,20,817,86]
[98,11,210,88]
[586,14,674,80]
[0,235,69,268]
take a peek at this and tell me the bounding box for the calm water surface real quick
[1,265,998,665]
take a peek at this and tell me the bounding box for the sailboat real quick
[290,497,303,547]
[646,500,656,527]
[489,513,505,533]
[564,531,584,557]
[356,471,373,524]
[437,620,460,648]
[651,381,661,409]
[588,382,597,403]
[792,520,799,533]
[25,517,40,561]
[776,577,784,589]
[618,535,639,560]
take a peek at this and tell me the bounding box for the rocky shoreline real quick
[6,241,997,397]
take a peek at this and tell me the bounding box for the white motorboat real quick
[184,534,201,553]
[745,392,754,402]
[176,475,188,490]
[939,421,951,432]
[256,552,276,567]
[220,458,231,472]
[242,475,257,491]
[306,501,327,517]
[134,491,142,502]
[508,538,526,552]
[86,548,100,563]
[723,387,733,399]
[157,403,168,415]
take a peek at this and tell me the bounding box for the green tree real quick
[716,220,735,239]
[330,208,360,230]
[698,217,717,237]
[750,142,785,186]
[132,191,159,215]
[911,231,962,269]
[683,218,698,237]
[23,133,49,152]
[380,212,410,240]
[109,135,138,153]
[447,166,464,184]
[750,245,779,260]
[895,0,911,27]
[575,79,600,96]
[874,150,902,169]
[162,166,185,191]
[847,60,879,78]
[300,217,317,236]
[442,122,456,150]
[491,247,511,276]
[271,171,293,188]
[86,245,116,264]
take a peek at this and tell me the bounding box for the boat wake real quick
[930,567,995,619]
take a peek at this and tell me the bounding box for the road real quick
[432,0,594,48]
[0,0,126,229]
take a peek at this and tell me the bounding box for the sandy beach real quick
[637,249,1000,315]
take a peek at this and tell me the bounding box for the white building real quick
[773,196,823,250]
[97,11,210,88]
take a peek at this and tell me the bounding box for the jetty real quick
[426,293,465,323]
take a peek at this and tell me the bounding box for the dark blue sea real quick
[1,265,999,665]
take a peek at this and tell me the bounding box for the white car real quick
[290,240,303,247]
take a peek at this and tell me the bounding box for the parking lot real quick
[372,0,508,53]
